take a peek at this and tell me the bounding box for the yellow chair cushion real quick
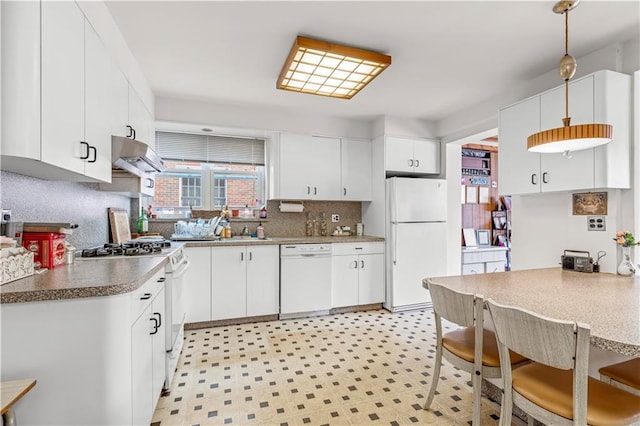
[442,327,527,367]
[599,358,640,391]
[513,362,640,425]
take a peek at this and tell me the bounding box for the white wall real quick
[155,96,372,140]
[445,143,462,275]
[511,190,626,274]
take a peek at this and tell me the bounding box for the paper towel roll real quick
[279,202,304,213]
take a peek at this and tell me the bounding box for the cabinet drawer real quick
[485,261,505,273]
[462,249,506,263]
[462,263,484,275]
[131,269,165,320]
[332,242,384,256]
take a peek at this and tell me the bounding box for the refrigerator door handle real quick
[391,223,397,265]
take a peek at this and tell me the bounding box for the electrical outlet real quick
[331,214,340,223]
[587,216,606,231]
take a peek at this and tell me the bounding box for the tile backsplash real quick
[1,171,130,249]
[148,200,363,238]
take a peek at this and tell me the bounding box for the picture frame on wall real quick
[572,192,607,215]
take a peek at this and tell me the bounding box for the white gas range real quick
[79,239,189,388]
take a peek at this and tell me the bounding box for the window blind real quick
[156,131,265,165]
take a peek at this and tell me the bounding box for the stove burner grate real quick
[81,240,171,258]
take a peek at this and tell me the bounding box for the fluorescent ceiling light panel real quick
[277,36,391,99]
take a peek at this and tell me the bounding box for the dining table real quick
[423,267,640,357]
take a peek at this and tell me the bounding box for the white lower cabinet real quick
[0,268,166,425]
[331,242,384,308]
[131,272,166,426]
[461,247,508,275]
[211,245,279,320]
[184,245,279,323]
[183,247,212,323]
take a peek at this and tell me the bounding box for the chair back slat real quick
[428,282,476,327]
[487,299,585,370]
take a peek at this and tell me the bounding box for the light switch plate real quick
[587,216,606,231]
[331,214,340,223]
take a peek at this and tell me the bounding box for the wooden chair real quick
[486,299,640,426]
[599,358,640,396]
[423,282,527,425]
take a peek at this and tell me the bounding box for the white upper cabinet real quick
[83,21,113,182]
[385,136,440,175]
[274,133,341,200]
[2,1,112,182]
[341,138,372,201]
[271,133,372,201]
[499,70,631,195]
[110,66,155,148]
[41,1,85,176]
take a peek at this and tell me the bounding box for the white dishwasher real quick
[280,244,332,316]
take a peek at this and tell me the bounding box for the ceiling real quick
[105,1,639,124]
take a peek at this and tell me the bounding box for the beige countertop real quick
[0,255,168,304]
[180,235,384,247]
[1,237,384,304]
[423,267,640,356]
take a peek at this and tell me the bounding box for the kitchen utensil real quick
[108,208,131,243]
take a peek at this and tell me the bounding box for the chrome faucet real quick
[241,225,250,236]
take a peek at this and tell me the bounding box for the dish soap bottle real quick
[137,207,148,234]
[243,204,251,218]
[256,222,265,239]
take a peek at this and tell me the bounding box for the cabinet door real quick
[412,139,440,174]
[211,246,247,320]
[341,139,372,201]
[84,22,112,182]
[498,97,541,195]
[110,66,130,138]
[41,1,85,175]
[246,245,279,316]
[278,133,315,199]
[331,255,359,308]
[1,0,41,160]
[183,247,212,323]
[131,304,153,426]
[540,77,595,192]
[358,253,384,304]
[462,263,484,275]
[129,87,154,146]
[311,136,341,200]
[385,136,415,173]
[151,288,166,406]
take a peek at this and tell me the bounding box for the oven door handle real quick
[171,259,191,279]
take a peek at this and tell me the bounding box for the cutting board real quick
[108,208,131,243]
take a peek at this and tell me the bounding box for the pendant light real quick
[527,0,613,154]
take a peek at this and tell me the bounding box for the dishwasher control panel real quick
[281,244,332,256]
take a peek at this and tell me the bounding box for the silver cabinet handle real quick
[249,251,253,261]
[80,141,90,160]
[531,174,538,185]
[360,260,365,268]
[353,260,358,269]
[343,188,347,196]
[408,159,414,167]
[314,187,317,195]
[415,159,420,167]
[240,252,244,261]
[542,172,549,183]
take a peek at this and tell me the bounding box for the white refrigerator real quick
[385,177,447,311]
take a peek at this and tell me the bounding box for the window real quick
[154,132,266,218]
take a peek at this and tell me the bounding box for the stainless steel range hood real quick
[111,136,166,177]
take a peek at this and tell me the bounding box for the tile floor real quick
[151,309,502,425]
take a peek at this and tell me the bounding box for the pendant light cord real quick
[564,8,570,125]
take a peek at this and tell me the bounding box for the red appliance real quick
[22,232,66,268]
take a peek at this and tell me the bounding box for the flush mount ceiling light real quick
[527,0,612,154]
[276,36,391,99]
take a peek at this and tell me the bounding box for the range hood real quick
[111,136,165,177]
